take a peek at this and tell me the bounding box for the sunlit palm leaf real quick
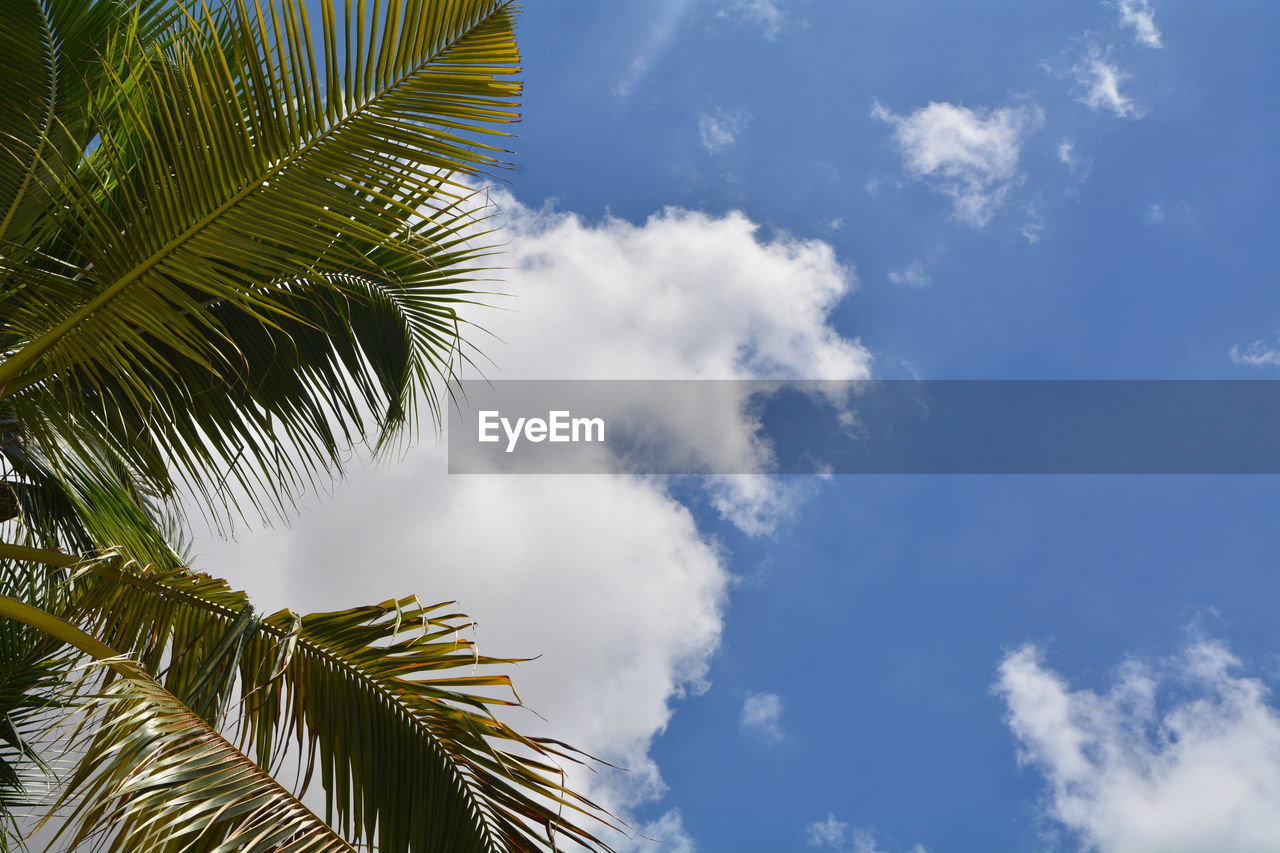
[1,0,519,525]
[0,548,614,851]
[53,670,355,853]
[0,590,351,853]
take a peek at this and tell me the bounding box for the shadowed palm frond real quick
[0,563,79,847]
[0,0,181,257]
[1,417,187,568]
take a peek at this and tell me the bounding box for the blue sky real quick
[513,0,1278,380]
[215,2,1280,851]
[504,1,1280,850]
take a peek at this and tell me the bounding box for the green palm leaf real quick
[1,0,519,524]
[0,590,352,853]
[1,546,616,851]
[0,1,617,849]
[53,672,355,853]
[0,0,178,253]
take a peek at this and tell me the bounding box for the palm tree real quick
[0,0,613,850]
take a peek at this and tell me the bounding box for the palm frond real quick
[1,0,520,525]
[0,0,180,254]
[20,189,502,528]
[52,669,354,853]
[59,552,616,851]
[0,421,185,567]
[0,563,79,838]
[0,587,351,853]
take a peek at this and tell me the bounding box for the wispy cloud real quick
[1057,139,1080,168]
[1071,47,1142,118]
[637,810,698,853]
[888,261,932,287]
[718,0,788,40]
[740,691,785,742]
[1114,0,1163,48]
[1231,341,1280,367]
[805,814,927,853]
[872,99,1042,227]
[698,108,752,154]
[1057,138,1094,195]
[1022,204,1045,244]
[1143,199,1195,229]
[613,0,696,98]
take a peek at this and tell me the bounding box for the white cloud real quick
[1057,139,1092,177]
[1115,0,1163,48]
[1072,48,1141,118]
[192,194,868,848]
[637,809,698,852]
[1230,341,1280,367]
[718,0,787,40]
[807,814,853,847]
[1057,139,1079,168]
[1057,139,1093,196]
[1143,199,1195,229]
[484,197,871,530]
[1022,204,1045,244]
[887,261,932,287]
[805,814,927,853]
[998,639,1280,852]
[488,198,869,383]
[740,691,785,742]
[698,108,751,154]
[872,99,1042,227]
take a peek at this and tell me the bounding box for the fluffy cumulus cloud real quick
[193,193,868,848]
[698,108,751,153]
[488,196,869,383]
[1115,0,1163,48]
[1071,48,1141,118]
[739,691,785,742]
[872,100,1042,227]
[805,814,928,853]
[998,639,1280,852]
